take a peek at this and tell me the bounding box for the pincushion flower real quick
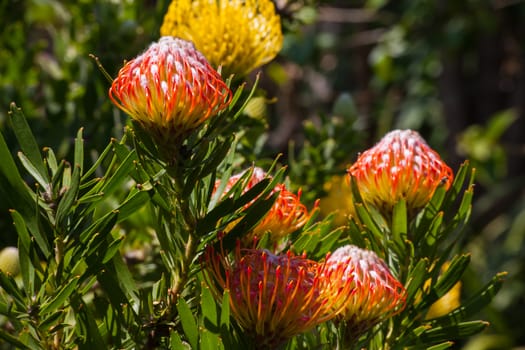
[109,36,232,158]
[160,0,283,78]
[204,244,353,348]
[323,245,406,336]
[319,175,356,227]
[347,129,454,217]
[215,167,317,244]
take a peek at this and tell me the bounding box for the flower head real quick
[109,36,232,157]
[160,0,283,77]
[347,129,454,217]
[215,167,317,244]
[323,245,406,336]
[204,244,351,347]
[319,175,356,227]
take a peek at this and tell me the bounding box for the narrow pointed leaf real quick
[9,103,49,184]
[11,210,35,296]
[0,330,31,350]
[74,128,84,173]
[419,321,488,344]
[177,297,199,349]
[17,152,50,190]
[429,272,506,325]
[201,283,218,329]
[40,276,80,315]
[56,164,81,227]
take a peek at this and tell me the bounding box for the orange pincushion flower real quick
[348,129,454,217]
[253,184,314,241]
[214,167,317,243]
[109,36,232,156]
[204,244,353,347]
[160,0,283,78]
[323,245,406,336]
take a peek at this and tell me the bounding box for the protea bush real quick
[0,1,505,350]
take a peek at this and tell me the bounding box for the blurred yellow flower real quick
[348,129,454,218]
[319,175,355,227]
[160,0,283,78]
[109,37,232,157]
[426,262,462,319]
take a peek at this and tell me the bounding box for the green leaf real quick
[218,192,278,252]
[197,177,272,237]
[56,164,81,227]
[419,320,489,344]
[415,197,445,246]
[17,151,50,190]
[115,189,151,223]
[355,203,384,245]
[442,162,472,215]
[81,139,114,181]
[102,237,124,264]
[170,331,190,350]
[108,255,140,309]
[93,257,140,324]
[40,276,80,315]
[74,128,84,173]
[432,255,470,299]
[391,199,408,258]
[429,272,506,325]
[44,147,58,176]
[423,212,444,251]
[70,295,106,349]
[0,330,31,350]
[11,210,36,296]
[0,132,51,257]
[177,297,199,349]
[201,282,219,330]
[0,271,26,310]
[9,103,49,185]
[78,210,118,244]
[39,310,65,332]
[405,258,429,306]
[427,342,454,350]
[200,329,222,350]
[220,290,231,332]
[99,148,137,197]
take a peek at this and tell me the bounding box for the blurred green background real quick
[1,0,524,348]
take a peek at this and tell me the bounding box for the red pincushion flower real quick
[323,245,406,336]
[347,129,454,217]
[109,36,232,155]
[214,167,317,244]
[204,243,353,347]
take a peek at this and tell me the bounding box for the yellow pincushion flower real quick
[160,0,283,78]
